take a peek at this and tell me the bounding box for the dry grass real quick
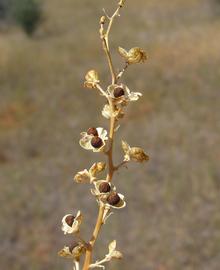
[0,0,220,270]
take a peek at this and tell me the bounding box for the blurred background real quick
[0,0,220,269]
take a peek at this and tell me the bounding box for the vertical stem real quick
[82,100,116,270]
[82,4,123,270]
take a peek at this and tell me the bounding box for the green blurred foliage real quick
[11,0,42,35]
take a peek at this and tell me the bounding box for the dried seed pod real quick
[99,182,111,193]
[91,136,103,148]
[113,87,125,98]
[87,127,98,136]
[107,192,121,206]
[65,215,75,226]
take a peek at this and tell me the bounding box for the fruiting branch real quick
[58,1,149,270]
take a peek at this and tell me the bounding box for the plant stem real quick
[82,4,123,270]
[82,97,116,270]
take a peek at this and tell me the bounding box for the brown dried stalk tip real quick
[107,192,121,205]
[119,0,126,7]
[100,16,106,25]
[99,182,111,193]
[65,215,75,226]
[87,127,98,136]
[113,87,125,98]
[91,136,103,148]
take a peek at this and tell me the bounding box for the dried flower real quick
[79,127,108,152]
[105,192,126,209]
[84,70,100,89]
[107,84,142,104]
[118,47,148,64]
[108,240,123,259]
[58,242,86,261]
[74,162,106,184]
[74,169,91,184]
[91,180,116,201]
[122,140,149,162]
[62,211,82,234]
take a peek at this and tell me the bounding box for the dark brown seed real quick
[107,192,121,206]
[87,127,98,136]
[113,87,125,98]
[65,215,75,226]
[99,182,111,193]
[69,242,78,253]
[91,136,103,148]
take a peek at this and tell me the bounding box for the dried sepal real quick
[102,206,113,224]
[62,211,82,234]
[84,70,100,89]
[122,140,149,162]
[118,47,148,64]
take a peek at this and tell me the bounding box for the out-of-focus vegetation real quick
[0,0,42,35]
[0,0,220,270]
[11,0,42,35]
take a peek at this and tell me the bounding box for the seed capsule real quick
[113,87,125,98]
[91,136,103,148]
[99,182,111,193]
[65,215,75,226]
[107,192,121,206]
[69,242,78,253]
[87,127,98,136]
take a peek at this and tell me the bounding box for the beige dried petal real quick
[84,70,100,89]
[119,0,126,7]
[129,147,149,162]
[102,104,111,119]
[89,162,106,177]
[108,240,117,253]
[74,169,91,184]
[58,246,73,259]
[111,250,123,259]
[121,140,130,153]
[127,47,148,64]
[118,47,128,58]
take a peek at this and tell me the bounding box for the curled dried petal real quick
[84,70,100,89]
[118,47,148,64]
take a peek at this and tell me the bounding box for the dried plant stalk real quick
[58,1,149,270]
